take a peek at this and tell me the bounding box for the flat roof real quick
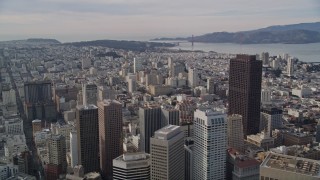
[261,153,320,177]
[76,104,97,110]
[100,99,121,106]
[32,119,42,123]
[154,125,181,140]
[114,152,150,162]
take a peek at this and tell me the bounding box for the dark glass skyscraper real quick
[24,81,56,122]
[24,81,52,104]
[139,104,163,153]
[228,54,262,137]
[76,104,100,173]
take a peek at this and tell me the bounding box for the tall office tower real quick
[150,125,185,180]
[283,53,289,61]
[24,81,56,122]
[207,77,217,94]
[161,106,180,126]
[98,100,123,179]
[48,135,67,171]
[139,104,164,153]
[188,67,198,88]
[76,104,99,173]
[134,58,142,74]
[316,121,320,143]
[145,73,158,87]
[128,79,136,93]
[260,108,283,137]
[113,153,150,180]
[46,135,67,180]
[168,57,173,70]
[82,83,97,106]
[70,131,78,168]
[184,139,194,180]
[272,58,280,70]
[193,109,227,180]
[171,63,186,77]
[261,89,272,105]
[2,88,16,106]
[229,54,262,136]
[287,57,294,76]
[227,114,244,152]
[261,52,269,66]
[24,81,52,103]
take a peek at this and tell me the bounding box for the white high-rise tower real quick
[70,131,78,168]
[193,109,227,180]
[188,67,198,88]
[287,58,294,76]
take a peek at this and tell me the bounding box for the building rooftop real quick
[32,119,41,123]
[76,104,97,110]
[100,99,121,106]
[261,153,320,177]
[114,152,150,162]
[261,107,283,115]
[236,158,260,168]
[228,148,261,168]
[5,118,23,124]
[84,172,101,179]
[7,173,36,180]
[49,134,64,141]
[285,131,312,138]
[154,125,181,140]
[247,132,274,142]
[195,108,224,117]
[113,152,150,169]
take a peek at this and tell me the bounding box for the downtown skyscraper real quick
[76,104,100,174]
[193,109,227,180]
[139,104,164,153]
[98,100,123,179]
[228,54,262,136]
[150,125,185,180]
[46,134,67,180]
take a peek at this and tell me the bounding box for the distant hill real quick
[0,38,61,45]
[25,38,61,44]
[152,22,320,44]
[256,22,320,32]
[63,40,175,51]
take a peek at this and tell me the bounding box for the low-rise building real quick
[246,132,274,151]
[149,85,172,96]
[260,152,320,180]
[227,148,260,180]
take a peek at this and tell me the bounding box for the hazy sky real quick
[0,0,319,42]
